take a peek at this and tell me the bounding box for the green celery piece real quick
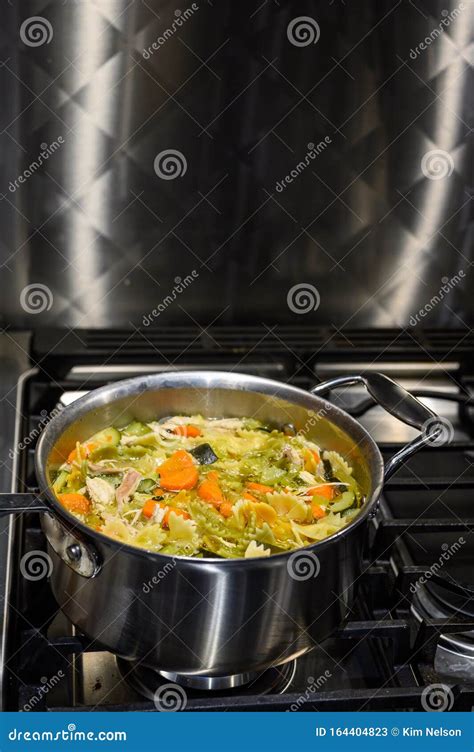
[121,421,150,436]
[329,491,355,513]
[52,469,69,494]
[137,478,157,494]
[119,445,151,458]
[88,445,122,462]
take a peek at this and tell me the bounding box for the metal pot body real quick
[43,505,367,676]
[35,371,382,677]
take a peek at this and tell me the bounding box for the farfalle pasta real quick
[52,415,364,558]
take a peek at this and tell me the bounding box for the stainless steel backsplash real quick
[1,0,472,328]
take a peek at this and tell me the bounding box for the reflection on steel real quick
[0,1,472,328]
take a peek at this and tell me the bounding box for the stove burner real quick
[116,658,297,699]
[412,587,474,683]
[413,580,474,620]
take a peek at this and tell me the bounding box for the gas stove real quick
[1,327,474,711]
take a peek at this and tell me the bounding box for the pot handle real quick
[0,493,101,578]
[0,493,49,515]
[311,373,443,480]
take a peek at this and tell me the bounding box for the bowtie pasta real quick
[52,416,364,559]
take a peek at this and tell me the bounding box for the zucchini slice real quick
[89,427,121,446]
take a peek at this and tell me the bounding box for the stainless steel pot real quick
[0,371,440,687]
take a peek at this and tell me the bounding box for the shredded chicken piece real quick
[281,444,303,468]
[116,469,142,511]
[86,477,115,506]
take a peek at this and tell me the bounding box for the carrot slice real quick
[58,493,91,515]
[311,503,326,519]
[308,484,334,501]
[173,424,201,438]
[142,500,157,519]
[246,482,275,494]
[67,441,98,464]
[198,471,224,505]
[162,507,191,528]
[219,502,233,518]
[158,450,198,491]
[67,448,78,464]
[243,491,257,502]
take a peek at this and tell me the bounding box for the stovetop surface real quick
[3,328,474,711]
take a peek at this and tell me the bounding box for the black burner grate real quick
[6,345,474,712]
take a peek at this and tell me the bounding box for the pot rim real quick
[36,370,385,565]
